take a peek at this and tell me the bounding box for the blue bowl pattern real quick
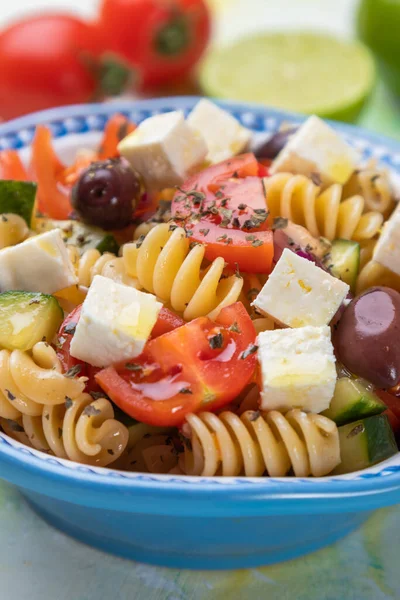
[0,97,400,569]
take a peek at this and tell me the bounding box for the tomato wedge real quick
[56,306,102,393]
[56,305,93,380]
[98,113,136,160]
[96,302,257,427]
[172,154,274,273]
[30,125,73,219]
[151,307,185,338]
[0,150,28,180]
[376,389,400,434]
[57,304,185,392]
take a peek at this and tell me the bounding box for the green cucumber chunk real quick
[0,180,37,226]
[323,377,386,426]
[0,291,63,351]
[326,239,360,292]
[36,219,119,255]
[334,414,397,474]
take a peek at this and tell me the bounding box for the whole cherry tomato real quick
[98,0,211,87]
[0,14,131,121]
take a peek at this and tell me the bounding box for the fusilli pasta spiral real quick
[67,246,138,289]
[0,342,86,419]
[241,273,274,333]
[19,395,128,466]
[357,256,400,294]
[356,232,400,294]
[122,223,244,321]
[180,409,340,477]
[263,173,383,241]
[343,162,395,215]
[0,416,31,446]
[124,433,179,473]
[0,213,29,249]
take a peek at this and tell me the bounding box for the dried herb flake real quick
[249,410,261,422]
[6,419,24,432]
[83,405,102,417]
[125,363,142,372]
[240,344,258,360]
[272,217,288,230]
[347,424,365,438]
[64,323,77,335]
[6,389,15,402]
[65,364,82,379]
[209,332,224,349]
[90,391,105,400]
[310,172,322,187]
[229,321,241,334]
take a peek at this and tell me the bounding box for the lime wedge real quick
[199,33,376,122]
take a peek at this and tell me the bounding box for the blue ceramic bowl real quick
[1,98,400,570]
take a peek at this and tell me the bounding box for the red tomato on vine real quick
[0,14,132,121]
[98,0,211,87]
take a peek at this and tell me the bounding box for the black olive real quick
[254,127,297,160]
[71,158,142,230]
[333,287,400,388]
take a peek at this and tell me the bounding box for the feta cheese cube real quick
[187,99,252,164]
[258,325,337,413]
[252,248,349,328]
[373,209,400,276]
[118,110,207,189]
[0,229,77,294]
[70,275,162,367]
[270,115,360,185]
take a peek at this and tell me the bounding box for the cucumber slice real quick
[0,181,37,226]
[0,291,63,351]
[325,239,360,292]
[323,377,386,426]
[35,219,119,256]
[335,414,397,474]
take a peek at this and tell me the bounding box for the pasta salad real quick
[0,99,399,478]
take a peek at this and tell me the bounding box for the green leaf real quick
[0,180,37,225]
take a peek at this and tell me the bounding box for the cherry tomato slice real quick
[150,307,185,338]
[172,155,273,273]
[95,302,257,426]
[57,304,185,393]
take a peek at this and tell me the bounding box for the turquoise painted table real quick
[1,483,400,599]
[0,86,400,600]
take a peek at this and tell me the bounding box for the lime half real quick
[200,33,376,122]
